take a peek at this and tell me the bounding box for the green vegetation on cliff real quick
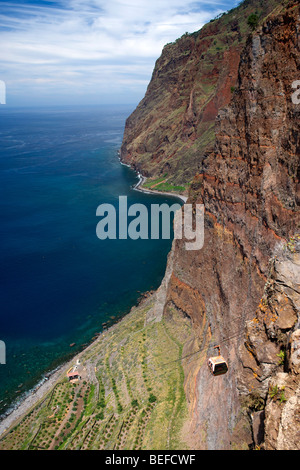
[0,296,195,450]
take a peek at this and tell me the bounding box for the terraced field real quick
[0,295,194,450]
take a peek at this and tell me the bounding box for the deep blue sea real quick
[0,105,180,416]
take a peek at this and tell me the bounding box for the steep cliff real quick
[123,0,300,449]
[120,0,287,191]
[239,236,300,450]
[164,2,299,449]
[0,0,298,452]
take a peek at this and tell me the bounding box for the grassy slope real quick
[0,296,195,450]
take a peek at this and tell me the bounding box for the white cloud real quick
[0,0,235,105]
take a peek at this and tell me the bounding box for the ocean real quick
[0,105,180,416]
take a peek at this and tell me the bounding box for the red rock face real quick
[120,1,284,186]
[163,4,300,449]
[201,49,241,123]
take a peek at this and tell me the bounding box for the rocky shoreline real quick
[0,327,108,438]
[133,173,188,203]
[118,154,188,203]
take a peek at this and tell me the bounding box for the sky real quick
[0,0,240,106]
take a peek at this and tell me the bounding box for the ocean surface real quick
[0,105,180,416]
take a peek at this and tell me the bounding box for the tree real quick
[247,13,259,31]
[148,393,157,403]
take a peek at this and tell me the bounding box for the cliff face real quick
[122,1,300,449]
[120,0,286,190]
[239,237,300,450]
[164,3,300,449]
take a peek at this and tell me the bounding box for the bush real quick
[99,398,105,408]
[148,394,157,403]
[247,13,259,31]
[117,403,123,413]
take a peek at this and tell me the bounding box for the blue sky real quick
[0,0,240,106]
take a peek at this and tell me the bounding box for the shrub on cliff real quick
[247,13,259,30]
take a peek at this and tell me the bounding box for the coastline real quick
[133,173,188,204]
[0,360,69,438]
[0,327,108,438]
[0,154,186,439]
[119,154,188,204]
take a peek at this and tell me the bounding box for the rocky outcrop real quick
[238,237,300,449]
